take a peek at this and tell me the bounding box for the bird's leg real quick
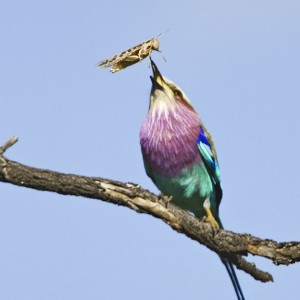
[203,199,220,229]
[159,194,173,208]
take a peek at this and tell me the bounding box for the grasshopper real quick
[96,36,163,73]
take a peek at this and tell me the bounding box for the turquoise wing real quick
[197,125,222,209]
[197,125,221,184]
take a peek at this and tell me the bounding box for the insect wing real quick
[110,50,143,73]
[96,53,124,68]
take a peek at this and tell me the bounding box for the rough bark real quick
[1,136,300,283]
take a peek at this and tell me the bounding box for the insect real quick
[96,36,164,73]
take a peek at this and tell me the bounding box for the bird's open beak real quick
[150,57,165,89]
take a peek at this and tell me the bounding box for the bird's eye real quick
[174,89,183,97]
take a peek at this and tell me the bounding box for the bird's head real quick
[149,57,194,114]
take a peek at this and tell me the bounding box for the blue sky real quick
[1,1,300,299]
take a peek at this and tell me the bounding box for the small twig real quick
[231,255,273,282]
[0,136,18,155]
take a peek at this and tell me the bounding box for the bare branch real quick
[1,137,300,283]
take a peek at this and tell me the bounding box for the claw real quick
[203,199,220,229]
[159,194,173,208]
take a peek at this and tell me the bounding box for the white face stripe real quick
[150,76,193,117]
[162,77,192,106]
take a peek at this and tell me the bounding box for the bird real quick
[139,57,245,300]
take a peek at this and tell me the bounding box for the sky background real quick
[1,1,300,299]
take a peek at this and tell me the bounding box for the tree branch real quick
[1,136,300,283]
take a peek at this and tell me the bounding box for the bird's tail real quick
[216,218,245,300]
[221,257,245,300]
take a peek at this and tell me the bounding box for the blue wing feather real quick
[197,126,221,184]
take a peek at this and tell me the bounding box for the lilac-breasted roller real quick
[140,58,245,300]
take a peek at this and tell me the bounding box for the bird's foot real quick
[203,199,220,229]
[160,194,173,208]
